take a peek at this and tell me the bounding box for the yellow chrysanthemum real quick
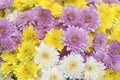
[97,3,116,32]
[12,0,36,11]
[111,28,120,42]
[104,69,120,80]
[64,0,88,8]
[17,41,36,61]
[44,29,64,51]
[0,9,5,18]
[1,50,18,65]
[0,62,15,76]
[14,61,40,80]
[22,25,39,45]
[36,0,63,17]
[85,32,95,52]
[112,4,120,17]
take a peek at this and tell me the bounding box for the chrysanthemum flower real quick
[17,41,36,61]
[0,37,15,53]
[104,69,120,80]
[0,0,14,9]
[80,7,101,31]
[6,10,20,22]
[1,62,15,76]
[32,6,54,27]
[0,19,15,38]
[60,5,81,26]
[87,0,102,4]
[44,29,64,51]
[14,61,39,80]
[84,56,105,80]
[1,50,18,65]
[60,53,85,79]
[97,3,116,34]
[108,40,120,59]
[22,25,39,44]
[10,30,22,45]
[36,0,63,17]
[14,10,34,31]
[34,42,59,67]
[102,0,119,3]
[62,26,88,52]
[93,32,107,52]
[63,0,88,9]
[12,0,36,11]
[41,66,65,80]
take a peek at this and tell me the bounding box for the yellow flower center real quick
[85,16,91,23]
[50,74,58,80]
[69,61,77,70]
[41,53,49,60]
[87,65,93,72]
[0,27,5,33]
[69,14,74,20]
[40,14,47,20]
[115,49,120,54]
[72,36,79,42]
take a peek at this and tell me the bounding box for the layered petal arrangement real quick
[0,0,120,80]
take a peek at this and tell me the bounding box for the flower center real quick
[0,27,5,33]
[87,65,93,72]
[68,14,74,20]
[85,16,91,23]
[40,14,47,20]
[69,61,77,70]
[50,74,58,80]
[72,36,79,42]
[115,49,120,54]
[41,53,49,60]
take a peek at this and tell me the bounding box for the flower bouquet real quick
[0,0,120,80]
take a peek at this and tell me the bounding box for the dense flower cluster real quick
[0,0,120,80]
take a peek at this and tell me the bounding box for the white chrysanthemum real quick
[34,42,60,67]
[84,56,105,80]
[6,10,20,21]
[60,53,85,79]
[41,66,66,80]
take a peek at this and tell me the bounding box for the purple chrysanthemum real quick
[32,6,54,27]
[102,0,119,3]
[52,19,67,30]
[87,0,102,4]
[14,10,34,31]
[0,37,15,53]
[79,7,101,31]
[10,30,22,45]
[0,19,15,38]
[103,54,120,70]
[0,0,14,9]
[59,5,81,26]
[34,25,50,40]
[62,26,88,52]
[108,40,120,59]
[93,32,107,52]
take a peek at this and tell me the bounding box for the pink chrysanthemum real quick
[14,10,34,31]
[0,19,15,38]
[102,0,119,3]
[32,6,54,27]
[79,7,101,31]
[0,37,15,53]
[62,26,88,52]
[0,0,14,9]
[93,32,107,52]
[10,30,22,45]
[59,5,81,27]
